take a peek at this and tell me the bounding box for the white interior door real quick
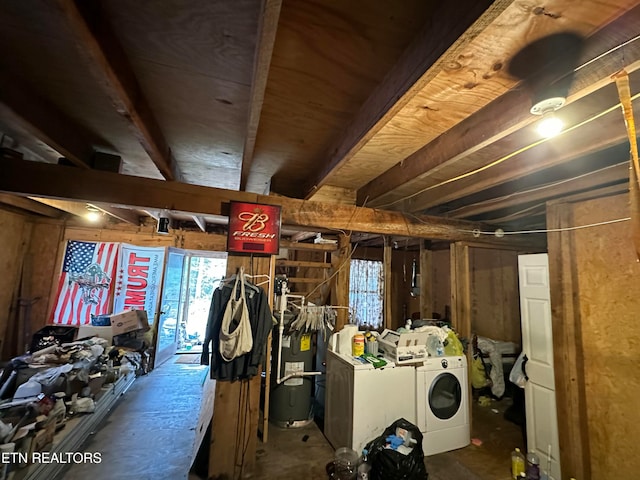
[518,254,561,480]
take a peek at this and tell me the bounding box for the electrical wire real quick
[372,31,640,210]
[304,241,359,300]
[377,92,640,209]
[574,34,640,73]
[458,217,630,235]
[445,162,629,216]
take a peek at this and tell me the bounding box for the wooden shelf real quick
[280,240,337,251]
[10,372,136,480]
[276,259,331,268]
[286,277,324,284]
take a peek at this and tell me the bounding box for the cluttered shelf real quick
[6,371,135,480]
[1,310,153,480]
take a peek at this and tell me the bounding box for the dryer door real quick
[428,372,463,426]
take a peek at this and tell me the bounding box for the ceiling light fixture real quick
[531,96,565,138]
[86,205,101,222]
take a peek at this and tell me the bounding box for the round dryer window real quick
[428,373,462,420]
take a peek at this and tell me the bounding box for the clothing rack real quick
[244,272,271,287]
[274,287,349,385]
[219,267,272,290]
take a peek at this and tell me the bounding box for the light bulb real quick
[86,210,100,222]
[536,112,563,138]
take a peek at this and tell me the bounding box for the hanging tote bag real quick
[219,271,253,361]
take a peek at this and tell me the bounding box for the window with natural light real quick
[349,259,383,328]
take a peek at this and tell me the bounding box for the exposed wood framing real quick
[33,198,100,221]
[209,254,272,479]
[359,4,640,206]
[330,233,351,330]
[260,255,276,443]
[240,0,282,191]
[0,75,94,168]
[280,239,337,252]
[91,204,140,225]
[276,259,331,269]
[0,158,543,248]
[419,241,433,318]
[309,185,357,205]
[445,162,629,219]
[26,198,139,225]
[303,0,503,197]
[56,0,180,181]
[546,201,591,479]
[450,242,472,429]
[383,237,392,329]
[290,231,318,243]
[404,109,634,213]
[0,63,144,226]
[450,243,471,340]
[0,194,63,218]
[286,277,323,284]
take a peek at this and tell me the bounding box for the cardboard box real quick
[110,310,150,336]
[77,325,114,344]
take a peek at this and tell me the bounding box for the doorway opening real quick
[176,251,227,353]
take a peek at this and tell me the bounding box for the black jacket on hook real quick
[200,281,274,381]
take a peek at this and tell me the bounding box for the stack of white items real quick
[413,325,463,357]
[414,326,445,357]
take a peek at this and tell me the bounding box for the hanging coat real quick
[200,281,274,381]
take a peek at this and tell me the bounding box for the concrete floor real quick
[54,356,522,480]
[249,395,522,480]
[60,356,210,480]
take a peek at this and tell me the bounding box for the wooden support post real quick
[450,242,472,429]
[330,233,351,330]
[261,255,276,443]
[209,254,273,480]
[547,202,591,479]
[383,237,393,329]
[419,241,433,319]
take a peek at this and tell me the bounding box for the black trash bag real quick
[364,418,429,480]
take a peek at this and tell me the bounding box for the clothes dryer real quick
[416,355,470,455]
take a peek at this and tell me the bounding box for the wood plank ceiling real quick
[0,0,639,246]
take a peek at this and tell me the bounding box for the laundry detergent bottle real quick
[511,447,525,479]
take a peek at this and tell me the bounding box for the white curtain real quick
[349,259,383,328]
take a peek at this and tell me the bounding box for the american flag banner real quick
[50,240,120,325]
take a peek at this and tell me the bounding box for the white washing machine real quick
[325,349,416,454]
[416,355,470,456]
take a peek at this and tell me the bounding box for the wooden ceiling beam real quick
[240,0,282,192]
[290,231,318,243]
[0,75,93,168]
[91,204,140,225]
[485,204,547,225]
[360,4,640,206]
[0,74,140,225]
[446,162,630,219]
[0,193,64,218]
[0,158,542,247]
[403,102,633,213]
[31,198,104,223]
[56,0,180,181]
[301,0,505,198]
